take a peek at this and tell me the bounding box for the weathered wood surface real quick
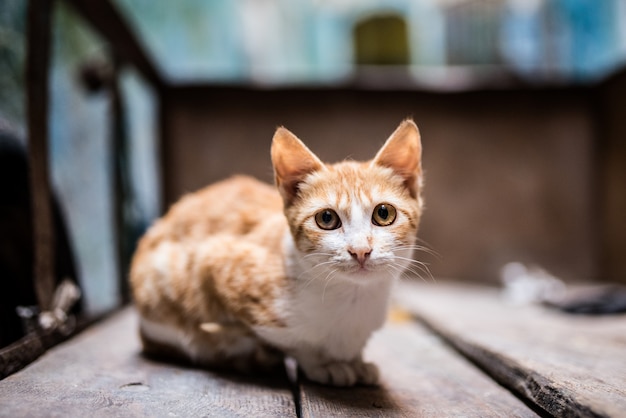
[0,303,538,418]
[5,283,623,417]
[0,308,296,417]
[395,281,626,418]
[300,318,537,417]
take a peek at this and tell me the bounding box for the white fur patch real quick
[140,316,195,355]
[140,316,260,364]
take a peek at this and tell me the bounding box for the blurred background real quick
[1,0,625,317]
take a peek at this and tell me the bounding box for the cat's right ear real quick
[372,119,422,198]
[271,127,324,205]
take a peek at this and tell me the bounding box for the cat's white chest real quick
[300,280,391,357]
[255,271,393,361]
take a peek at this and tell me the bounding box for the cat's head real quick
[271,120,424,283]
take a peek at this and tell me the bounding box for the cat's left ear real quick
[271,127,325,206]
[372,119,423,198]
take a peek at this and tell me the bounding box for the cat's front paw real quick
[301,360,379,387]
[351,359,379,386]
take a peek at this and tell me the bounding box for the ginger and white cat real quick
[130,119,424,386]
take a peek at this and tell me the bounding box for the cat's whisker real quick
[391,262,423,282]
[321,269,339,304]
[297,259,339,280]
[386,261,427,283]
[411,268,434,284]
[312,260,341,269]
[390,254,436,282]
[384,266,397,278]
[415,236,437,250]
[392,255,431,268]
[409,263,436,283]
[393,242,438,251]
[403,261,435,283]
[392,244,441,259]
[384,263,407,279]
[299,263,339,289]
[299,262,337,278]
[389,256,435,283]
[396,264,430,283]
[412,237,439,254]
[300,273,318,286]
[302,252,335,260]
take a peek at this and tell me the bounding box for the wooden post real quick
[64,0,165,93]
[110,54,132,304]
[27,0,55,312]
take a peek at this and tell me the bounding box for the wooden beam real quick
[27,0,55,312]
[64,0,166,92]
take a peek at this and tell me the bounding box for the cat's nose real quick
[348,248,372,266]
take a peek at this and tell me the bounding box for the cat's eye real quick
[315,209,341,230]
[372,203,397,226]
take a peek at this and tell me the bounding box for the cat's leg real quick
[139,315,283,373]
[134,237,286,373]
[349,356,380,385]
[293,348,379,387]
[194,325,285,373]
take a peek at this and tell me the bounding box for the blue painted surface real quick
[113,0,626,84]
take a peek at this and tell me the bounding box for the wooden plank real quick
[395,282,626,418]
[0,308,296,417]
[300,315,538,417]
[0,331,48,380]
